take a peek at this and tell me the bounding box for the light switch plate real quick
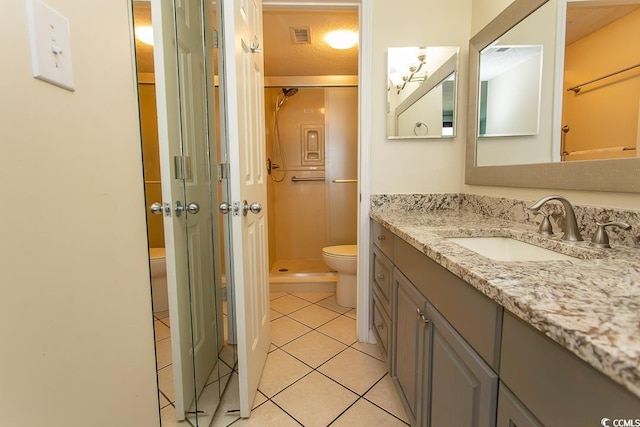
[26,0,75,91]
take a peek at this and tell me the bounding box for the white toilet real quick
[322,245,357,308]
[149,248,168,313]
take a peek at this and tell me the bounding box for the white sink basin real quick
[447,237,577,262]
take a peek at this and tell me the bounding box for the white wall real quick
[370,0,472,194]
[398,85,444,137]
[0,1,159,426]
[485,53,541,137]
[465,0,640,209]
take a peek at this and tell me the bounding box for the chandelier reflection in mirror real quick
[388,47,428,94]
[387,46,459,139]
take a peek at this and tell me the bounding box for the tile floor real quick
[154,307,236,427]
[152,311,176,422]
[211,291,410,427]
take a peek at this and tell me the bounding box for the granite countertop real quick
[370,209,640,398]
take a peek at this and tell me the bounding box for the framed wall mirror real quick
[387,46,459,139]
[466,0,640,192]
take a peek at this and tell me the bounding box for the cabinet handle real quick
[416,308,429,324]
[375,323,384,330]
[376,273,385,280]
[377,235,386,241]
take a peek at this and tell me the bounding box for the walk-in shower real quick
[265,86,358,289]
[268,87,299,182]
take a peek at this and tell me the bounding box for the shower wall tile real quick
[273,171,327,260]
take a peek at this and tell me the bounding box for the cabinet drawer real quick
[501,312,640,426]
[371,219,394,259]
[395,236,502,371]
[372,246,393,315]
[372,291,392,366]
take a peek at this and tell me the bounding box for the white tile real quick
[190,381,222,425]
[288,304,340,329]
[351,340,385,362]
[257,349,312,397]
[269,291,288,301]
[155,310,170,320]
[272,371,358,427]
[160,405,177,427]
[293,291,335,303]
[219,344,237,370]
[270,309,283,321]
[317,316,357,345]
[154,320,171,342]
[318,347,387,395]
[160,392,171,409]
[317,295,351,314]
[332,397,409,426]
[155,337,173,369]
[158,365,175,402]
[252,391,268,409]
[282,330,347,368]
[270,316,312,346]
[232,401,300,427]
[270,294,311,314]
[211,372,241,427]
[364,374,410,424]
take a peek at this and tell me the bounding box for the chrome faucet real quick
[527,195,583,242]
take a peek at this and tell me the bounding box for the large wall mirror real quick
[387,46,459,139]
[466,0,640,192]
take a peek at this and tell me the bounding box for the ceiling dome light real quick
[325,30,358,50]
[135,26,154,46]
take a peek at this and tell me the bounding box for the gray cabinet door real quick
[393,268,429,426]
[429,303,498,427]
[372,290,392,367]
[497,383,543,427]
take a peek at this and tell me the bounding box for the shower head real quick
[276,87,299,111]
[282,87,299,98]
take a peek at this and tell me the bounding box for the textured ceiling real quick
[262,9,358,77]
[131,7,358,77]
[565,2,640,45]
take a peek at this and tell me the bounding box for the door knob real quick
[174,201,200,216]
[243,200,262,216]
[186,202,200,214]
[219,202,232,215]
[149,202,163,216]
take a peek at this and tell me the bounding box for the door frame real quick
[261,0,373,343]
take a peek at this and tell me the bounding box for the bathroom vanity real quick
[370,207,640,426]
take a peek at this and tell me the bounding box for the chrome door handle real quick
[174,201,184,217]
[174,201,199,216]
[243,200,262,216]
[219,202,232,215]
[186,202,200,214]
[149,202,163,215]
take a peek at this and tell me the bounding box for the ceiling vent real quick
[290,27,311,44]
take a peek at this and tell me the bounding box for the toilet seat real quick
[322,245,357,258]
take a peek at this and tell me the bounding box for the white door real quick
[221,0,271,417]
[151,0,219,420]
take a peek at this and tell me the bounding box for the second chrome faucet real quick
[527,195,583,242]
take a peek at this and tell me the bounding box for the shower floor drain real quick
[278,268,289,272]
